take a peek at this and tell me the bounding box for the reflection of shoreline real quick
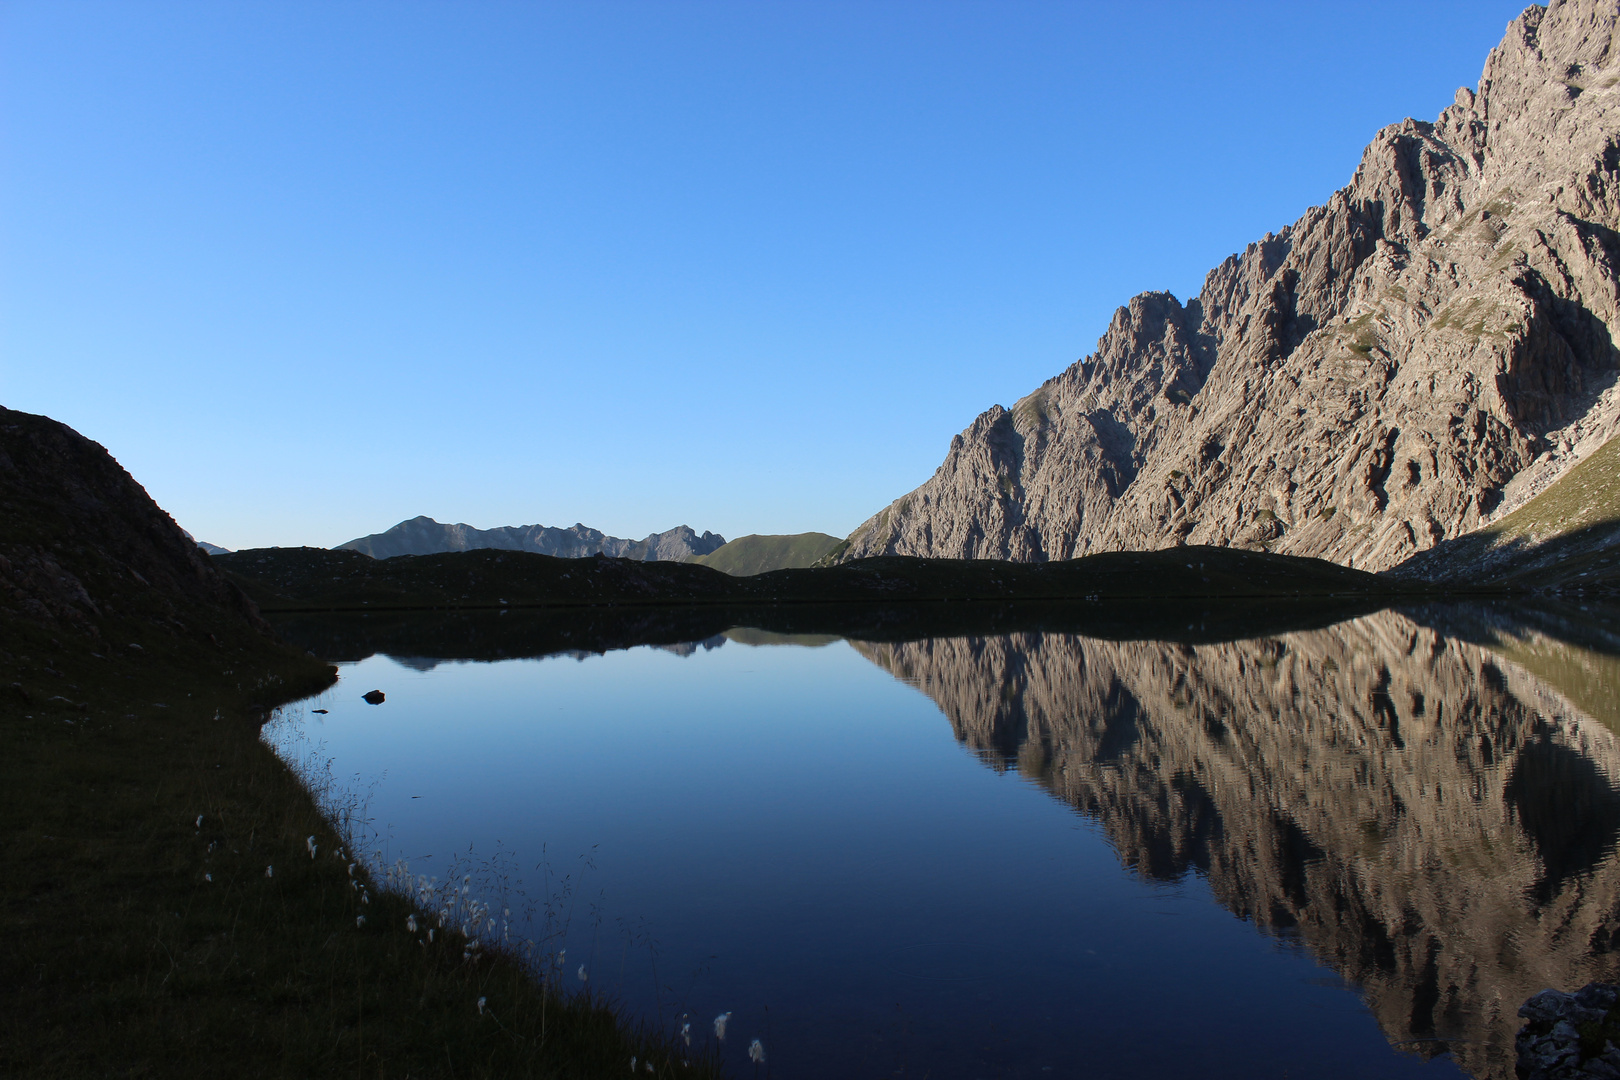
[853,613,1620,1080]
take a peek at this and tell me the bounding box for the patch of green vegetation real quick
[1429,295,1520,340]
[1320,506,1338,520]
[691,532,844,576]
[1012,390,1052,431]
[1341,312,1381,358]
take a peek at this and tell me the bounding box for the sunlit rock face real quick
[854,611,1620,1079]
[840,0,1620,572]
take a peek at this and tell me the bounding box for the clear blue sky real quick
[2,0,1529,549]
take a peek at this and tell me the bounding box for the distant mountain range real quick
[336,515,725,562]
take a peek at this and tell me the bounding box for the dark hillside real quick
[218,541,1426,613]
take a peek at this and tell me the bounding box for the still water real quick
[266,603,1620,1079]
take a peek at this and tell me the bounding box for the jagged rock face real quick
[852,611,1620,1079]
[842,1,1620,572]
[337,515,725,562]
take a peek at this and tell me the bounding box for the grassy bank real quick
[1,609,720,1077]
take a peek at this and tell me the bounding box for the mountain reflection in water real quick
[853,607,1620,1079]
[268,601,1620,1079]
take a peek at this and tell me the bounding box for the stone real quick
[361,690,385,705]
[836,0,1620,576]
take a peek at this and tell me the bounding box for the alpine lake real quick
[262,599,1620,1080]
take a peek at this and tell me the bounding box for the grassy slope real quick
[690,532,843,575]
[218,543,1420,614]
[0,408,713,1079]
[1393,434,1620,592]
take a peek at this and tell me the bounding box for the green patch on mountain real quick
[1393,434,1620,594]
[690,532,844,575]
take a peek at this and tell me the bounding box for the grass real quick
[689,532,843,576]
[0,605,722,1078]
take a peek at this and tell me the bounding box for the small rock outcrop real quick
[839,1,1620,573]
[337,515,725,562]
[1518,983,1620,1079]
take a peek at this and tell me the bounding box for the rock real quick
[1517,982,1620,1079]
[361,690,385,705]
[837,0,1620,575]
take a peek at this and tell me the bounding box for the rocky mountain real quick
[337,515,725,562]
[840,0,1620,574]
[853,609,1620,1079]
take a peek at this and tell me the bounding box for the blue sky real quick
[2,0,1528,549]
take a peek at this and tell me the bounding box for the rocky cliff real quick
[840,0,1620,573]
[337,515,725,562]
[854,610,1620,1079]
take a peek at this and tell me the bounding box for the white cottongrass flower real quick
[361,891,370,905]
[477,996,487,1016]
[204,873,212,882]
[195,815,203,828]
[406,915,418,933]
[681,1020,691,1047]
[577,964,588,983]
[629,1058,636,1073]
[748,1039,765,1064]
[265,865,273,878]
[348,862,356,877]
[356,915,366,928]
[713,1012,731,1041]
[305,835,317,859]
[428,928,435,942]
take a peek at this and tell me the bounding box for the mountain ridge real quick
[337,515,725,562]
[838,0,1620,574]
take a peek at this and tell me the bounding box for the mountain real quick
[689,532,843,575]
[839,1,1620,574]
[853,609,1620,1080]
[337,515,725,562]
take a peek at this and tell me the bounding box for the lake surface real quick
[266,602,1620,1079]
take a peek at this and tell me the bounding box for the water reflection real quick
[267,600,1620,1079]
[854,606,1620,1079]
